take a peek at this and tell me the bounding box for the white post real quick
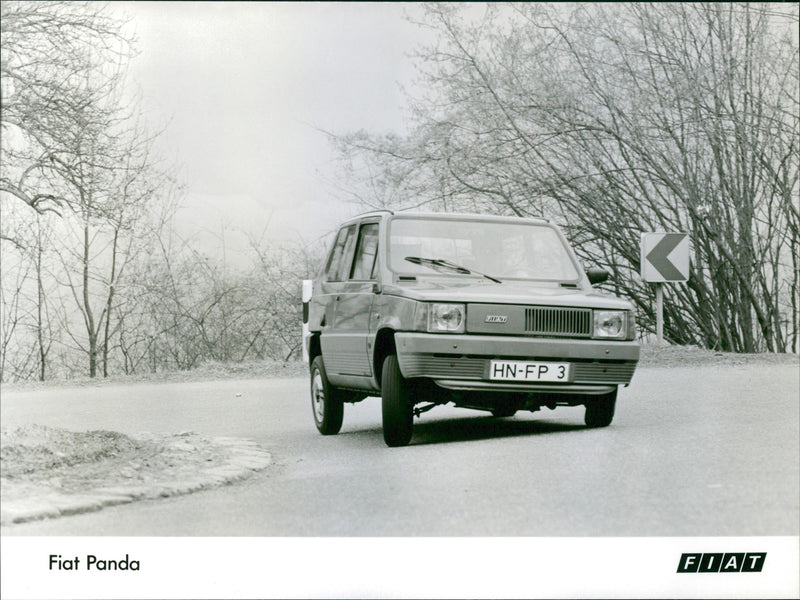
[656,282,664,344]
[301,279,313,363]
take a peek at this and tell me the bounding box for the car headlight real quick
[593,310,627,339]
[428,303,465,333]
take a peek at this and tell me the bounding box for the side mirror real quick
[301,279,313,303]
[586,267,609,286]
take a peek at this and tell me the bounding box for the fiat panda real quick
[302,211,639,447]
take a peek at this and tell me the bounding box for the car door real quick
[315,223,356,337]
[321,221,379,378]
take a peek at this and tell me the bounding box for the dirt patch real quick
[0,424,271,526]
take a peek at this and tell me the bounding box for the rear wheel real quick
[310,356,344,435]
[381,354,414,447]
[584,389,617,428]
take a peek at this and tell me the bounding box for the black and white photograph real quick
[1,2,798,598]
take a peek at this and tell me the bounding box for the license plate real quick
[489,360,571,382]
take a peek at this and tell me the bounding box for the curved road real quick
[2,363,798,536]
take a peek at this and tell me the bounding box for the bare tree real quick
[0,1,133,217]
[334,3,799,352]
[0,237,34,381]
[109,223,327,375]
[2,1,175,378]
[48,112,166,378]
[30,213,55,380]
[249,237,325,362]
[0,209,56,381]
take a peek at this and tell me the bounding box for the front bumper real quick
[395,332,639,394]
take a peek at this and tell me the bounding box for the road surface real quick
[1,363,798,536]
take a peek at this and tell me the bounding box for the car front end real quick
[393,291,638,400]
[382,212,639,408]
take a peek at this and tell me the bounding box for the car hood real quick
[383,279,633,310]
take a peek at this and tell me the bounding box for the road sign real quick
[641,232,690,282]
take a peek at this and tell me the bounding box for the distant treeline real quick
[2,3,797,382]
[1,2,323,381]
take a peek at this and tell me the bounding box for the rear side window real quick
[350,223,379,280]
[324,225,357,282]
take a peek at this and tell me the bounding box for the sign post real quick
[641,233,690,343]
[656,283,664,343]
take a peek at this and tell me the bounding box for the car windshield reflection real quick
[390,217,579,281]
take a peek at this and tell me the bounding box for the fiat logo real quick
[485,315,508,323]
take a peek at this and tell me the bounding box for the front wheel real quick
[584,389,617,428]
[381,354,414,447]
[310,356,344,435]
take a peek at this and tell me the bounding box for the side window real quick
[350,223,379,281]
[335,226,359,281]
[324,225,357,282]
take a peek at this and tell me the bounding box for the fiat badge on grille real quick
[485,315,508,323]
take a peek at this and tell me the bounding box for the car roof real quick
[340,210,549,227]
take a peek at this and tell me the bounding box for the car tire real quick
[584,389,617,428]
[310,356,344,435]
[381,354,414,447]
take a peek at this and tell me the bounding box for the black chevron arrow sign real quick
[641,232,689,282]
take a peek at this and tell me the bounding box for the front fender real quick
[373,294,417,332]
[368,295,419,389]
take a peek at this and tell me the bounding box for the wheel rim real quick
[312,369,325,422]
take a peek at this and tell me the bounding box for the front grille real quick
[525,307,592,337]
[573,361,636,383]
[400,355,485,379]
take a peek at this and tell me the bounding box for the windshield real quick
[389,217,580,282]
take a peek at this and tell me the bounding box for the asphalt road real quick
[2,363,798,536]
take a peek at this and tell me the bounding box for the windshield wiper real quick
[404,256,502,284]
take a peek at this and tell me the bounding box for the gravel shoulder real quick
[1,359,309,392]
[637,344,799,368]
[1,347,796,527]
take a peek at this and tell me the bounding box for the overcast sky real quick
[112,2,432,257]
